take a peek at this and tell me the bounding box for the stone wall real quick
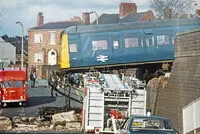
[155,29,200,133]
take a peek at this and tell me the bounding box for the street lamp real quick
[16,21,24,69]
[89,11,99,24]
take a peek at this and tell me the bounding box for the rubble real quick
[0,116,12,131]
[0,109,82,132]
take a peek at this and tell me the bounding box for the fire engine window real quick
[3,81,12,88]
[13,81,23,88]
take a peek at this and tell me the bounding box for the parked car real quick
[117,115,176,134]
[35,79,49,88]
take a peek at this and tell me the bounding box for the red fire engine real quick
[0,69,28,107]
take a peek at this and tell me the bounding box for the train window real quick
[125,37,138,48]
[172,36,175,45]
[113,41,119,49]
[157,35,169,45]
[69,44,77,52]
[92,40,108,50]
[145,34,154,46]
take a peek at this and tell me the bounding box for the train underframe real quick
[58,61,173,83]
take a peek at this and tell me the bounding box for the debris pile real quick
[0,107,82,132]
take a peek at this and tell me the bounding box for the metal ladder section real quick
[103,74,126,89]
[130,88,147,116]
[86,87,105,131]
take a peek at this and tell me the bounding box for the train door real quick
[143,30,158,61]
[111,33,124,64]
[68,35,82,68]
[154,29,175,61]
[123,31,145,63]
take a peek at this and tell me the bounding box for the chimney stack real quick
[82,12,90,25]
[37,12,44,26]
[196,9,200,17]
[119,2,137,18]
[163,7,172,19]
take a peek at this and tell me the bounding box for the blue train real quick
[60,18,200,73]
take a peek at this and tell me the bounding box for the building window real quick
[125,37,139,48]
[34,34,43,43]
[157,35,169,45]
[92,40,108,50]
[49,32,56,44]
[145,34,154,46]
[69,44,77,52]
[34,53,43,62]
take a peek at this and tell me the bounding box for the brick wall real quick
[155,29,200,133]
[119,2,137,17]
[139,10,156,21]
[28,29,63,78]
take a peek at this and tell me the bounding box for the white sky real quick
[0,0,199,37]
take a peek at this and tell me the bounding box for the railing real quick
[183,97,200,134]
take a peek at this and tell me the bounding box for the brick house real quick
[28,12,83,78]
[92,2,156,24]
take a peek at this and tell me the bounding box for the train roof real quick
[64,18,200,34]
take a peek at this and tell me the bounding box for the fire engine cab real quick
[0,68,28,107]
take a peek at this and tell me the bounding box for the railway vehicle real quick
[0,68,28,107]
[60,18,200,74]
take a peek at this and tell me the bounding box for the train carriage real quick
[60,18,200,72]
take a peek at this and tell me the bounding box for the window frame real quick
[92,40,108,51]
[34,34,43,44]
[145,33,154,47]
[34,52,43,62]
[157,34,170,45]
[124,36,139,48]
[49,31,56,45]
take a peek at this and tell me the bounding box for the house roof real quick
[0,37,5,42]
[119,12,146,23]
[92,11,149,24]
[29,21,84,30]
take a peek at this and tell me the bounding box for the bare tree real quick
[150,0,197,18]
[0,9,4,29]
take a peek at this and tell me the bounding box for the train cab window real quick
[145,34,154,46]
[69,44,77,52]
[125,37,138,48]
[157,35,169,45]
[92,40,108,50]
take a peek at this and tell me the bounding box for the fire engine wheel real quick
[23,101,28,107]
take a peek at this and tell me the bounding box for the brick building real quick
[28,12,83,78]
[92,2,156,24]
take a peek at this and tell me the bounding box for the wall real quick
[28,29,62,78]
[155,29,200,133]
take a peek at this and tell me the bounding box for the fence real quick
[183,97,200,134]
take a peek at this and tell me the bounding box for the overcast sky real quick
[0,0,199,37]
